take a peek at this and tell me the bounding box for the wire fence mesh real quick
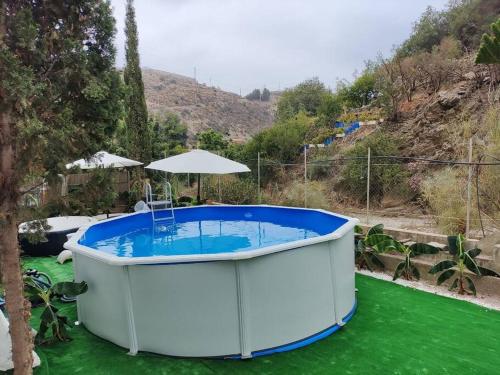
[196,148,500,239]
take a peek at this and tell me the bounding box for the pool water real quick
[78,206,348,258]
[83,219,322,257]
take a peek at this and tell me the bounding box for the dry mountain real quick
[143,68,276,142]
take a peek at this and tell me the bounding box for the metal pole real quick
[257,152,261,204]
[218,176,222,203]
[304,145,308,208]
[366,147,371,224]
[466,137,473,238]
[197,173,201,204]
[127,169,130,193]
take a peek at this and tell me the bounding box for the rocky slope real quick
[142,69,277,143]
[383,55,497,160]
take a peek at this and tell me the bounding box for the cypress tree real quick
[124,0,151,164]
[0,1,121,372]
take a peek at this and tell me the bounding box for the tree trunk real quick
[0,110,33,374]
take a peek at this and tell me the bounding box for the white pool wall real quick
[67,205,358,358]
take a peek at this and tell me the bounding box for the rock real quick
[463,71,476,80]
[0,310,40,371]
[437,88,465,109]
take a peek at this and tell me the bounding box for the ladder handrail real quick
[163,181,175,221]
[144,181,175,224]
[144,183,153,204]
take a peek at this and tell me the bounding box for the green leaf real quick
[366,234,395,251]
[356,239,366,253]
[24,281,43,300]
[465,276,476,296]
[467,248,481,258]
[51,281,88,297]
[464,255,481,276]
[477,267,500,278]
[363,255,373,272]
[354,225,363,234]
[367,223,384,236]
[429,260,457,274]
[35,319,49,345]
[448,278,458,291]
[411,264,420,280]
[368,252,385,269]
[393,261,406,281]
[373,239,399,253]
[409,243,439,256]
[437,269,455,285]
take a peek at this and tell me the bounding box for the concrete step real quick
[359,224,499,266]
[376,253,500,297]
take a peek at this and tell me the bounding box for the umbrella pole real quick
[197,173,201,204]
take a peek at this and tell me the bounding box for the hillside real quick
[142,69,277,143]
[371,54,494,160]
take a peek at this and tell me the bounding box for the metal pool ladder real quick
[144,182,175,224]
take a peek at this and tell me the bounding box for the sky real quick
[110,0,449,95]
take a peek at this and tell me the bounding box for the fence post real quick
[257,152,261,204]
[466,137,473,238]
[304,145,308,208]
[366,147,371,224]
[218,176,222,203]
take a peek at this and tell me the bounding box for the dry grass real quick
[421,167,468,234]
[263,180,330,210]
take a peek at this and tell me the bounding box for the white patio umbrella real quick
[65,151,143,195]
[145,149,250,202]
[66,151,143,170]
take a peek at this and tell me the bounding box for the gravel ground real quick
[357,269,500,311]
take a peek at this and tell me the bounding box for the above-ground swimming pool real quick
[65,205,358,358]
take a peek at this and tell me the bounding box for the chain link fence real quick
[197,146,500,239]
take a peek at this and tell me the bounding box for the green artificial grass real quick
[20,256,500,375]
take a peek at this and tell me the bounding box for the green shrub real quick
[67,168,117,215]
[276,78,329,121]
[306,147,340,180]
[243,111,311,164]
[197,129,228,151]
[308,127,343,145]
[202,175,257,204]
[338,107,383,123]
[336,131,409,205]
[336,70,377,109]
[398,6,449,57]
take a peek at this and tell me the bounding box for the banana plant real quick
[24,277,88,344]
[429,234,500,296]
[354,224,394,271]
[383,239,440,281]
